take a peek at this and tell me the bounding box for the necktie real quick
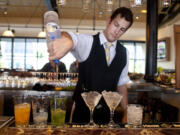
[105,42,113,65]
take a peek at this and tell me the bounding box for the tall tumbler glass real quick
[32,96,49,125]
[13,96,31,127]
[50,95,67,127]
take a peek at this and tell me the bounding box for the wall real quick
[158,25,175,69]
[157,14,180,70]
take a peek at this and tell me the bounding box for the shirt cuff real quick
[117,75,130,86]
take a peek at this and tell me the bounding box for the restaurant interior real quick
[0,0,180,134]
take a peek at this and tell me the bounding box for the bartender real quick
[48,7,133,124]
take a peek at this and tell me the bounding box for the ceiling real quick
[0,0,147,27]
[0,0,179,29]
[55,0,147,21]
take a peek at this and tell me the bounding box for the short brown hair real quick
[110,7,133,28]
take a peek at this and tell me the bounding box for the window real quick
[0,37,49,71]
[37,39,49,70]
[0,37,76,71]
[0,37,145,73]
[13,38,25,70]
[0,38,12,69]
[26,38,38,70]
[120,41,146,73]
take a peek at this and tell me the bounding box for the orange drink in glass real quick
[14,96,31,127]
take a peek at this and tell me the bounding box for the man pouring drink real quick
[48,7,133,125]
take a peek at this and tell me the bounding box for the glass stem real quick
[90,109,94,125]
[110,110,114,123]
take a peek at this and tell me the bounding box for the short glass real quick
[32,96,49,125]
[50,95,67,127]
[13,96,31,127]
[127,104,143,127]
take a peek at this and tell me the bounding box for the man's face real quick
[104,14,130,42]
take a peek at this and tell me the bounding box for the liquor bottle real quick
[44,10,61,64]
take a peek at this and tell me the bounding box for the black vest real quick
[72,33,127,124]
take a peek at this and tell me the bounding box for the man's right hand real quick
[48,32,74,60]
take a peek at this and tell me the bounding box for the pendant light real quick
[38,2,46,38]
[106,0,113,12]
[82,0,91,12]
[56,0,66,6]
[2,8,15,37]
[38,30,46,38]
[2,26,14,37]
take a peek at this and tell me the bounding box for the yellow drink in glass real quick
[14,103,31,127]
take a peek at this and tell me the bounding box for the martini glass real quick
[81,91,102,127]
[102,90,123,128]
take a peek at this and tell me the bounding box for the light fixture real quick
[38,5,46,38]
[38,29,46,38]
[136,15,140,20]
[134,0,143,6]
[3,8,7,15]
[56,0,66,6]
[2,7,14,37]
[82,0,91,12]
[2,26,14,37]
[4,11,7,15]
[76,28,79,35]
[98,11,104,18]
[38,21,46,37]
[106,0,113,12]
[129,0,143,7]
[106,0,113,5]
[161,0,171,8]
[96,0,103,17]
[141,9,147,13]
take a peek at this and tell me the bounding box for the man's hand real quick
[48,32,74,60]
[117,84,128,124]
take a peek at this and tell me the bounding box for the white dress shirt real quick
[68,31,130,86]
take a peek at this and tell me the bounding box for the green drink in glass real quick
[51,108,66,126]
[50,96,67,126]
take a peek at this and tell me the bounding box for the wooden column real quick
[174,25,180,89]
[144,0,158,82]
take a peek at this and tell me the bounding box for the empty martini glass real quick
[102,90,123,128]
[81,91,102,127]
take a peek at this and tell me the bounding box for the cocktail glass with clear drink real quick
[81,91,102,127]
[102,90,123,128]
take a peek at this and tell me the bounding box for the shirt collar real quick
[99,32,117,47]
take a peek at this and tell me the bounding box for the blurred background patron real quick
[40,60,67,73]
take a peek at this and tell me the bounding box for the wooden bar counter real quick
[2,126,180,135]
[1,117,180,135]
